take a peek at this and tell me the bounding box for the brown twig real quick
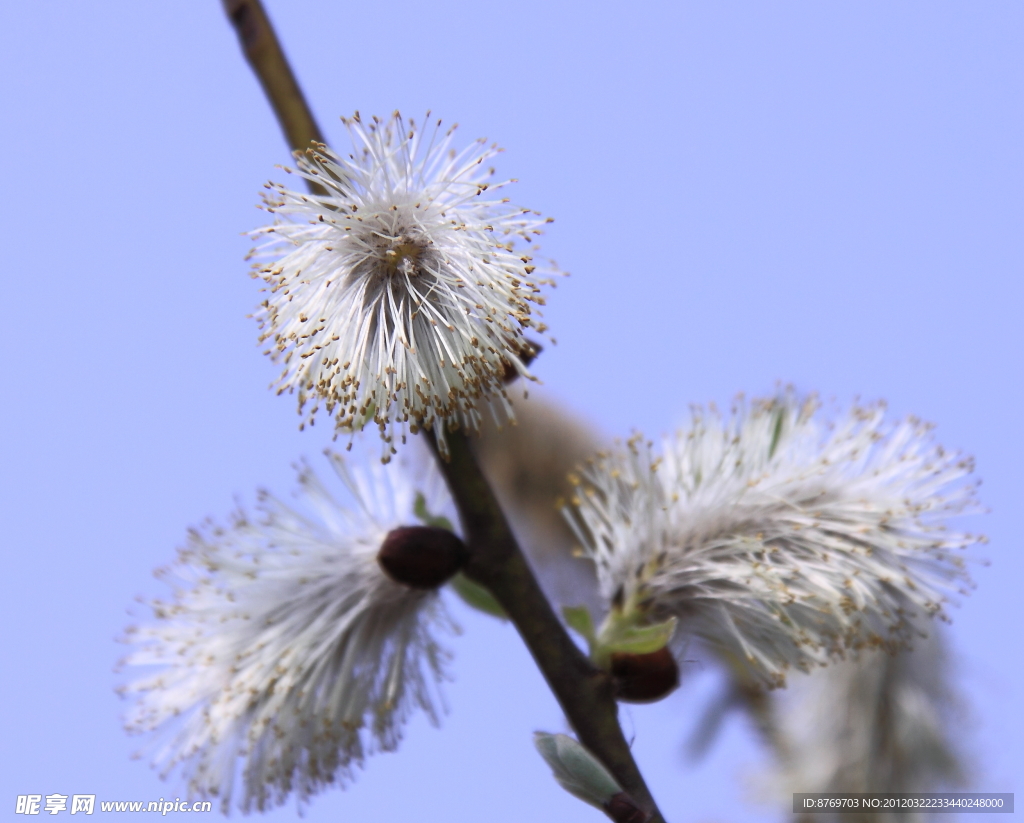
[429,431,666,823]
[222,0,327,193]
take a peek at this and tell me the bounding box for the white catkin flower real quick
[249,111,557,461]
[118,451,457,813]
[566,392,983,688]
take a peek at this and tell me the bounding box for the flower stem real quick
[429,431,666,823]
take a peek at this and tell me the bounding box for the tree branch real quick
[221,0,327,190]
[429,431,666,823]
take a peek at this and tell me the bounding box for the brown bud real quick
[377,526,467,589]
[502,340,542,384]
[609,647,680,704]
[605,793,649,823]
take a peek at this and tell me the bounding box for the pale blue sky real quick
[1,2,1020,820]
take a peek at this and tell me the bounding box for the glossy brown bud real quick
[605,793,649,823]
[377,526,468,590]
[609,646,680,704]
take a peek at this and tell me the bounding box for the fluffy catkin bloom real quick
[119,452,457,812]
[566,393,982,688]
[249,111,556,461]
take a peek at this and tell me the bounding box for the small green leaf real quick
[533,732,623,810]
[449,573,507,620]
[561,605,596,646]
[600,616,678,656]
[413,492,455,532]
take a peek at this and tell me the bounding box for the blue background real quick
[1,1,1019,820]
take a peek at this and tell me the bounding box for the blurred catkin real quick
[771,631,965,823]
[470,393,603,613]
